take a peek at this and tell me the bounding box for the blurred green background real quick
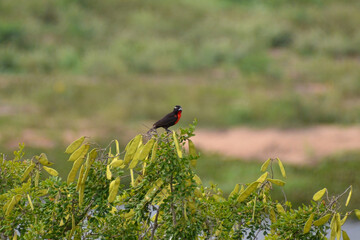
[1,0,360,209]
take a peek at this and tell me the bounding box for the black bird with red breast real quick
[149,105,182,133]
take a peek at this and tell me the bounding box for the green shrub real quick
[0,122,358,239]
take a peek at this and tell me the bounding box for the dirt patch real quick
[192,125,360,165]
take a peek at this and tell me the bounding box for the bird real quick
[148,105,182,134]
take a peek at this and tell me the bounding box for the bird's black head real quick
[174,105,182,113]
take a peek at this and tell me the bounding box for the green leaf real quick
[128,145,143,169]
[336,213,341,240]
[106,165,112,180]
[229,184,240,199]
[65,136,85,154]
[267,178,285,186]
[277,158,286,178]
[5,195,22,216]
[108,177,120,203]
[115,139,120,155]
[276,203,285,214]
[256,172,268,183]
[354,209,360,220]
[21,163,35,182]
[124,135,142,164]
[313,214,331,226]
[67,157,84,185]
[68,144,90,162]
[138,138,155,161]
[193,174,202,185]
[110,159,125,168]
[150,141,158,162]
[37,153,53,166]
[188,139,198,157]
[237,182,259,203]
[303,213,314,234]
[27,194,34,211]
[313,188,327,201]
[342,230,350,240]
[213,194,226,203]
[43,166,59,176]
[345,185,352,207]
[260,158,271,172]
[172,131,183,158]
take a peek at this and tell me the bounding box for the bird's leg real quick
[165,128,172,134]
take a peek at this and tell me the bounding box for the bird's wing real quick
[153,112,177,128]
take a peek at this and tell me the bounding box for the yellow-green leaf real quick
[110,206,117,214]
[330,214,336,240]
[115,139,120,155]
[342,230,350,240]
[257,172,268,184]
[269,208,276,223]
[213,194,226,203]
[313,188,327,201]
[76,165,85,191]
[345,185,352,207]
[43,166,59,176]
[124,209,135,219]
[188,139,198,157]
[277,158,286,178]
[128,145,143,169]
[313,214,331,226]
[355,209,360,220]
[86,148,97,167]
[276,203,285,214]
[106,165,112,180]
[67,157,84,185]
[124,135,142,164]
[303,213,314,234]
[68,144,90,162]
[144,179,163,201]
[237,182,259,203]
[108,177,120,203]
[59,219,65,226]
[110,159,125,168]
[37,153,53,166]
[36,189,48,196]
[21,163,36,182]
[13,232,17,240]
[150,141,158,162]
[5,195,22,216]
[267,178,286,186]
[35,170,39,187]
[172,131,183,158]
[336,213,341,240]
[193,174,202,185]
[261,159,271,172]
[229,184,240,199]
[341,213,349,226]
[27,194,34,211]
[139,138,155,161]
[65,136,85,154]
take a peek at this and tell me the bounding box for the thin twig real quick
[150,206,160,240]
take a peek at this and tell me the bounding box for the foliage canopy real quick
[0,122,358,239]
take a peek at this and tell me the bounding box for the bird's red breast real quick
[175,111,182,124]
